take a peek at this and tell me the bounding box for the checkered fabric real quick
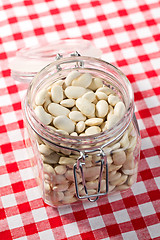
[0,0,160,239]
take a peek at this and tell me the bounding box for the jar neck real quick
[25,56,134,151]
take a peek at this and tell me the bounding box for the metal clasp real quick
[55,51,84,71]
[73,149,108,202]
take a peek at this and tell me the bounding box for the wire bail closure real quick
[73,149,109,202]
[55,51,84,71]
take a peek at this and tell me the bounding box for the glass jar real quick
[22,55,141,207]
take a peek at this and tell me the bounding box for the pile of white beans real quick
[33,70,138,206]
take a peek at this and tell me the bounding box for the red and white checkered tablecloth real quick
[0,0,160,239]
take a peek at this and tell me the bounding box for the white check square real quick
[114,209,130,223]
[8,129,23,143]
[14,6,28,16]
[39,229,55,240]
[148,223,160,239]
[82,200,97,209]
[66,27,81,38]
[115,32,130,44]
[13,148,29,162]
[81,8,96,19]
[89,215,105,230]
[20,168,34,181]
[122,48,137,59]
[61,12,75,23]
[64,222,80,238]
[26,187,41,202]
[108,17,123,28]
[137,79,152,91]
[139,202,155,217]
[131,181,147,196]
[88,22,102,34]
[1,194,17,208]
[0,173,11,188]
[58,205,73,215]
[34,3,48,13]
[137,119,145,130]
[7,214,23,229]
[32,208,48,222]
[146,156,160,169]
[136,27,151,39]
[122,231,138,240]
[141,137,153,150]
[130,12,144,24]
[145,96,159,109]
[19,20,33,32]
[143,42,159,54]
[155,177,160,189]
[108,192,122,203]
[2,112,17,125]
[129,63,144,74]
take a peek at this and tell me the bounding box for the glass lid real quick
[9,39,102,83]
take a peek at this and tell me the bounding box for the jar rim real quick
[25,56,134,149]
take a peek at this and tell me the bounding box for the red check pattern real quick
[0,0,160,239]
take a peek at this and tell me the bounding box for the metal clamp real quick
[55,51,84,71]
[73,149,108,202]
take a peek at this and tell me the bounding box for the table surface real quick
[0,0,160,239]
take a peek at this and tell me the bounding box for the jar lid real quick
[9,39,102,83]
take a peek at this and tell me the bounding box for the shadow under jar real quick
[23,56,141,207]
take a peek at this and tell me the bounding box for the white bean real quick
[35,106,52,125]
[82,91,96,102]
[44,182,51,193]
[95,91,108,100]
[42,152,60,164]
[51,85,63,103]
[115,184,129,191]
[72,73,92,88]
[112,151,126,165]
[35,89,48,106]
[85,126,101,135]
[60,99,75,108]
[108,164,122,172]
[55,175,66,184]
[59,157,76,165]
[43,163,55,175]
[55,165,67,175]
[127,174,137,186]
[55,129,69,135]
[53,183,69,192]
[38,144,53,156]
[53,116,75,134]
[70,132,78,136]
[108,94,120,106]
[84,166,100,180]
[110,174,128,186]
[85,118,103,126]
[88,77,103,91]
[114,101,126,118]
[96,86,113,95]
[107,114,119,129]
[109,172,121,181]
[52,191,64,202]
[108,184,115,192]
[120,130,129,149]
[76,98,95,118]
[96,100,108,118]
[62,196,77,204]
[69,111,86,122]
[48,103,70,116]
[65,70,81,86]
[76,121,85,133]
[65,86,86,99]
